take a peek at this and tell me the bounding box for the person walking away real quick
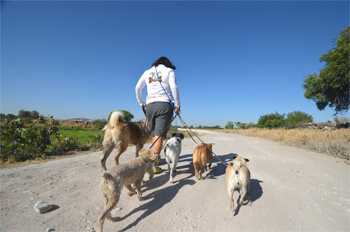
[135,56,181,173]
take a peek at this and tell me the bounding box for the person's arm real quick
[168,70,181,113]
[135,74,146,107]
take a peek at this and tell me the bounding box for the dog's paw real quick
[127,192,136,197]
[107,215,119,222]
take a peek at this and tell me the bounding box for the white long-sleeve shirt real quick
[135,64,180,108]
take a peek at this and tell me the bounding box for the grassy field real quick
[215,128,350,160]
[59,126,103,144]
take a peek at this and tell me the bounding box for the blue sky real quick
[1,1,349,127]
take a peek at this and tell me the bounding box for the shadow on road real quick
[234,178,264,216]
[250,179,263,202]
[119,173,195,231]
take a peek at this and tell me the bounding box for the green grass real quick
[59,126,103,144]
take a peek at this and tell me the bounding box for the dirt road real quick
[1,131,349,232]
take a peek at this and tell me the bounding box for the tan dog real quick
[192,143,215,180]
[225,156,250,213]
[97,148,156,232]
[100,111,150,171]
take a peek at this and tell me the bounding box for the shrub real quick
[257,112,286,129]
[92,119,108,130]
[225,121,234,129]
[0,116,60,162]
[285,111,313,129]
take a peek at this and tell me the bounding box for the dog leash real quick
[154,66,175,110]
[149,113,179,149]
[177,114,228,166]
[141,104,177,150]
[141,106,227,166]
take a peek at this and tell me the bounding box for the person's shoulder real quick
[141,67,153,76]
[158,64,174,73]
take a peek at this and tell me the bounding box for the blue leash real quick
[154,66,175,110]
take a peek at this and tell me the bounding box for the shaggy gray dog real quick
[97,149,156,232]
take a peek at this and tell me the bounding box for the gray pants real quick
[146,102,173,139]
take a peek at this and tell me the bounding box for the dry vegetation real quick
[217,128,350,160]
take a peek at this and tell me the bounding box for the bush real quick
[0,116,60,162]
[285,111,313,129]
[257,112,286,129]
[225,121,234,129]
[92,119,108,130]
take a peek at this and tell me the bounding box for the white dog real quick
[225,156,251,213]
[164,133,184,183]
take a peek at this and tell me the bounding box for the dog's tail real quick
[102,172,115,182]
[103,111,125,130]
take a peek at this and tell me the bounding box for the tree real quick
[6,114,17,121]
[120,110,134,122]
[225,121,234,129]
[108,110,134,122]
[18,109,31,120]
[285,111,313,128]
[257,112,286,129]
[303,26,350,115]
[30,110,40,119]
[235,121,247,129]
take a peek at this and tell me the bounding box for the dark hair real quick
[152,56,176,70]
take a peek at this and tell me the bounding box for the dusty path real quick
[1,131,349,232]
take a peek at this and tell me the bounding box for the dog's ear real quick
[148,150,156,161]
[180,133,184,139]
[172,133,176,137]
[138,148,146,155]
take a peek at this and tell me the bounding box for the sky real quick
[1,1,349,128]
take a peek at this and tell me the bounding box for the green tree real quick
[257,112,286,129]
[285,111,313,128]
[303,26,350,115]
[235,121,247,129]
[18,109,31,120]
[108,110,134,122]
[6,114,17,121]
[225,121,234,129]
[30,110,40,119]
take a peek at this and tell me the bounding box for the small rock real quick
[34,201,53,214]
[81,210,89,216]
[291,168,299,173]
[46,228,55,232]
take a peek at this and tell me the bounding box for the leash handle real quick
[142,105,147,117]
